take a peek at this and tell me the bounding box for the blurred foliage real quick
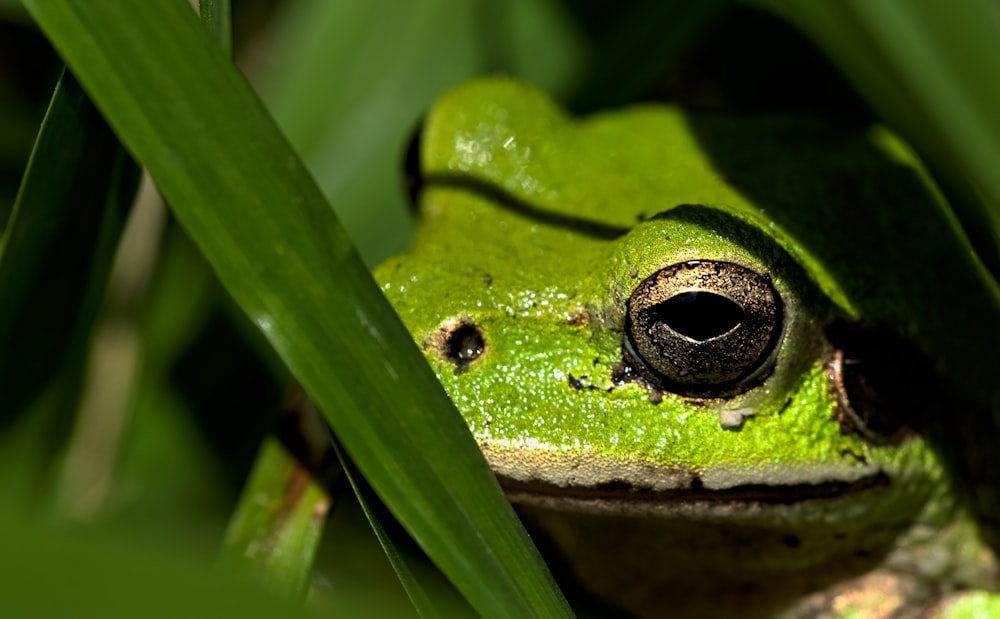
[1,0,999,616]
[0,17,60,226]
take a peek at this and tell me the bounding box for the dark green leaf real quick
[220,435,331,599]
[21,2,570,616]
[331,435,475,619]
[0,69,139,420]
[198,0,231,57]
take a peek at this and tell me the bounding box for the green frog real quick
[374,78,1000,618]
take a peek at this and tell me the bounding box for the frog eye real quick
[624,260,782,397]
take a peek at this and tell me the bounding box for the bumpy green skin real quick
[375,79,1000,618]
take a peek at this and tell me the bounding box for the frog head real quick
[375,78,999,615]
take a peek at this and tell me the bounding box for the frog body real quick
[375,79,1000,617]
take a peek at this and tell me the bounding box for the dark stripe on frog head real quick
[423,173,632,240]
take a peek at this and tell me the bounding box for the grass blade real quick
[331,435,475,619]
[21,2,571,615]
[210,0,329,599]
[220,434,332,599]
[0,69,138,418]
[198,0,231,57]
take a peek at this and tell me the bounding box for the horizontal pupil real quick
[655,291,744,341]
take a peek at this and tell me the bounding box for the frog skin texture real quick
[375,78,1000,619]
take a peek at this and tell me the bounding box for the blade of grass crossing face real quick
[204,0,333,599]
[21,2,571,616]
[330,435,475,619]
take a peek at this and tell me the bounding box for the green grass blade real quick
[211,0,327,598]
[0,68,139,417]
[220,435,332,599]
[331,435,475,619]
[21,2,571,616]
[760,0,1000,277]
[198,0,231,57]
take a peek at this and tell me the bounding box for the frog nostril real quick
[430,319,487,374]
[656,291,744,341]
[447,323,485,363]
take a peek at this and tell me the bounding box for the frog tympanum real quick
[375,79,1000,618]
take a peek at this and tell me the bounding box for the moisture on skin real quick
[375,78,1000,618]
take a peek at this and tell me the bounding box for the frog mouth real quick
[481,445,891,515]
[497,472,890,515]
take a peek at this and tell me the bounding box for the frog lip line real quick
[497,471,890,513]
[480,445,890,511]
